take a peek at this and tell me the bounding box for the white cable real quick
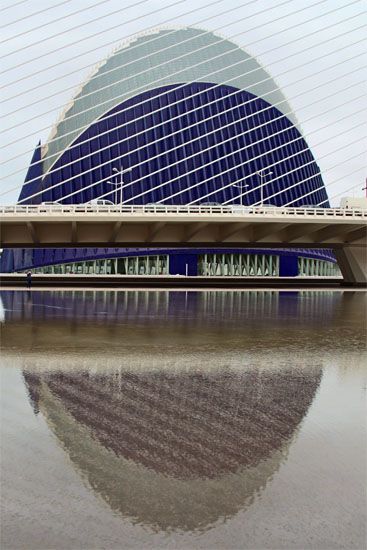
[157,131,364,206]
[9,61,363,201]
[0,0,151,50]
[317,178,366,206]
[188,127,364,207]
[2,14,362,188]
[59,80,365,205]
[0,0,230,88]
[4,42,362,188]
[47,94,365,206]
[0,0,204,72]
[9,69,363,204]
[185,154,363,210]
[274,163,364,208]
[91,131,363,206]
[3,0,358,137]
[243,149,364,208]
[5,33,366,196]
[2,0,317,121]
[0,0,227,103]
[0,0,73,29]
[49,80,367,205]
[1,0,228,101]
[0,16,364,180]
[88,149,363,220]
[0,0,32,12]
[282,164,364,207]
[214,148,364,210]
[2,15,363,170]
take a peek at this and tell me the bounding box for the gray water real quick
[0,289,366,550]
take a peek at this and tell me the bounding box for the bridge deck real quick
[1,205,365,249]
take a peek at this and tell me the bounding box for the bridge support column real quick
[334,246,367,286]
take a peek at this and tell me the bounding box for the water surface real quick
[1,289,366,549]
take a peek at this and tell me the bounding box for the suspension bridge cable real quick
[4,46,362,198]
[155,132,364,206]
[1,0,347,85]
[0,0,230,88]
[0,0,212,71]
[39,78,367,204]
[4,45,364,198]
[215,147,363,208]
[0,0,153,49]
[4,38,362,201]
[1,0,253,102]
[281,162,364,207]
[124,98,364,205]
[3,1,360,128]
[2,11,363,159]
[3,47,363,201]
[21,91,364,205]
[190,131,364,207]
[91,138,363,207]
[3,51,362,189]
[0,0,32,12]
[317,178,365,206]
[248,150,364,208]
[2,0,357,129]
[0,0,76,31]
[1,0,312,118]
[183,143,364,207]
[3,8,359,210]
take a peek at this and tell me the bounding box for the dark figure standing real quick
[26,270,32,288]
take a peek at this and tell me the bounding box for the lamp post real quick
[256,169,273,206]
[231,182,249,207]
[108,166,132,204]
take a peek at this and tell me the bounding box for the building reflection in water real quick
[2,289,363,532]
[22,366,322,532]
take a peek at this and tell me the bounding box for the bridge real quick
[1,204,366,284]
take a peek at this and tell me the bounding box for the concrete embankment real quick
[0,273,354,289]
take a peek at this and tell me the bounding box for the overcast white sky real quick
[0,0,365,205]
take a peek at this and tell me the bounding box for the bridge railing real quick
[1,204,366,218]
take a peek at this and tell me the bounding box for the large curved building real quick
[1,27,338,276]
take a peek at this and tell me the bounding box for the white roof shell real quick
[43,27,297,174]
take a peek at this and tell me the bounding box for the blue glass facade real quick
[20,83,327,207]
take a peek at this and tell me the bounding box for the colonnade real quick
[29,253,340,277]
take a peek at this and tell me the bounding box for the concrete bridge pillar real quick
[334,245,367,285]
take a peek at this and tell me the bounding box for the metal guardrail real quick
[0,204,366,218]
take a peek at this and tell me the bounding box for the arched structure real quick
[1,27,334,275]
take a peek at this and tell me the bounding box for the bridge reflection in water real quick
[0,287,350,326]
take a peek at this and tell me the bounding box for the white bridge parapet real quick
[0,204,366,220]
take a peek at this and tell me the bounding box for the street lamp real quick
[231,182,250,207]
[110,166,132,204]
[256,169,273,207]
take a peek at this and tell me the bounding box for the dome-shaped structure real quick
[42,27,299,175]
[2,27,334,275]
